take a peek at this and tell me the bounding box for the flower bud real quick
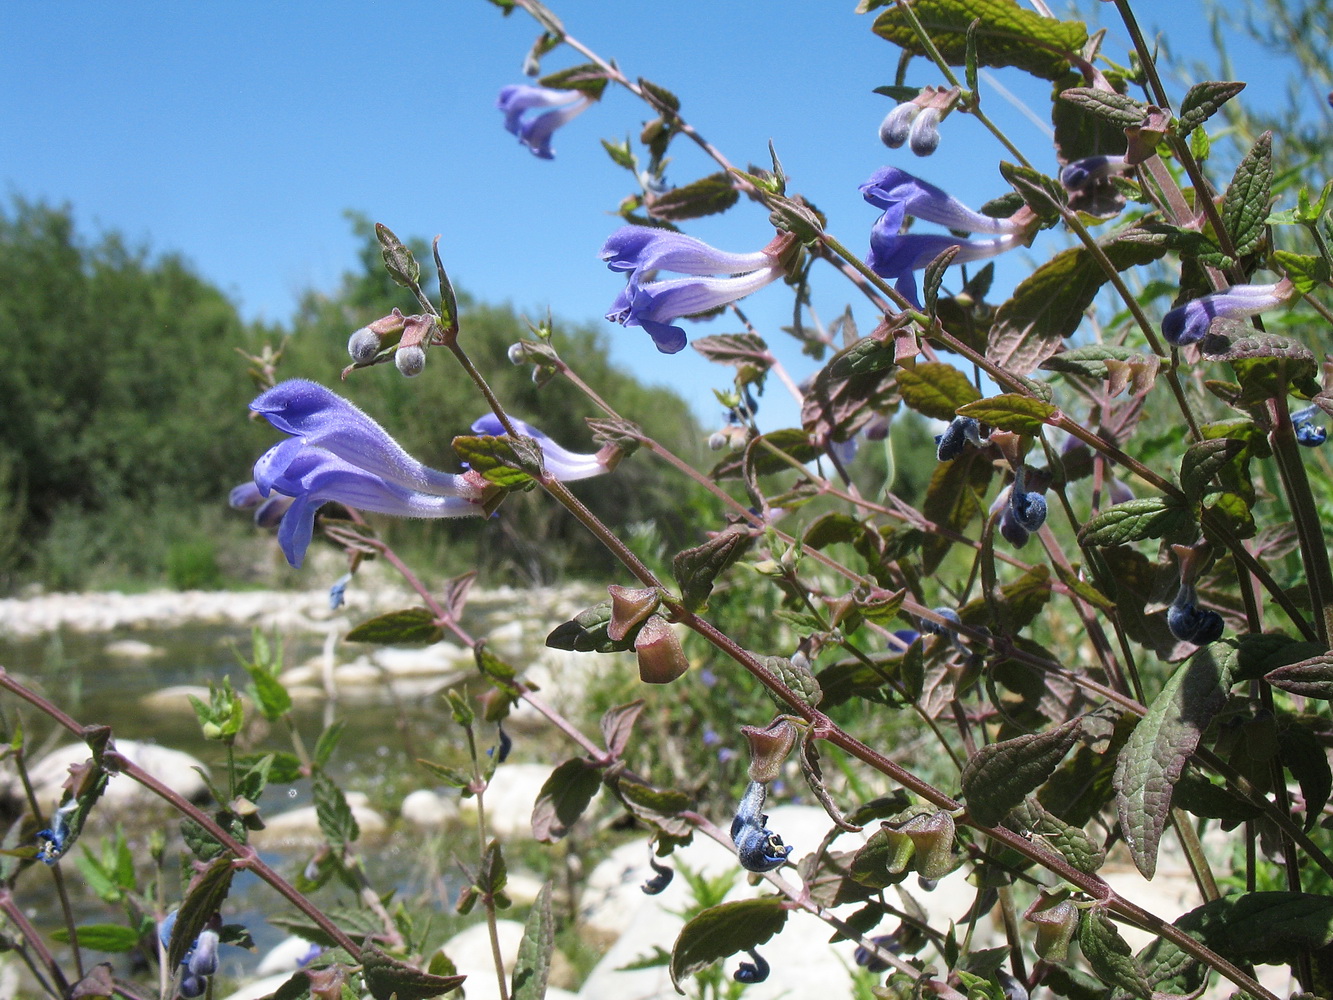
[607,584,661,641]
[347,327,381,363]
[740,718,799,783]
[395,345,426,377]
[634,615,689,684]
[879,102,920,149]
[908,107,941,156]
[507,342,526,364]
[1025,896,1078,962]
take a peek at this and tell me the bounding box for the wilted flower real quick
[470,413,611,481]
[246,380,487,567]
[861,167,1028,306]
[35,799,78,865]
[935,415,985,462]
[995,467,1048,548]
[733,948,770,984]
[496,84,591,159]
[1167,582,1224,645]
[1161,280,1295,346]
[602,226,786,353]
[641,854,674,895]
[1291,404,1327,447]
[731,780,793,872]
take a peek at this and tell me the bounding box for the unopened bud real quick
[908,106,941,156]
[395,345,426,377]
[607,584,660,641]
[634,615,690,684]
[347,327,381,363]
[740,718,799,783]
[879,102,919,149]
[507,342,526,364]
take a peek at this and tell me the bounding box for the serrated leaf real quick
[955,393,1056,434]
[673,523,753,612]
[1274,249,1331,294]
[270,909,381,951]
[479,839,507,897]
[1058,87,1148,128]
[1114,643,1232,878]
[922,448,994,574]
[1011,798,1105,873]
[1078,909,1152,998]
[924,245,961,314]
[1278,718,1331,830]
[828,336,897,379]
[1176,81,1246,135]
[168,856,234,969]
[1221,131,1273,257]
[989,235,1167,374]
[600,701,645,757]
[1114,222,1229,266]
[511,882,554,1000]
[363,942,465,1000]
[1040,344,1142,379]
[962,719,1082,827]
[871,0,1087,81]
[312,772,359,846]
[766,655,821,708]
[896,361,981,419]
[1266,653,1333,698]
[614,777,692,838]
[691,333,771,370]
[1179,438,1245,501]
[51,923,143,953]
[531,758,601,843]
[313,721,346,769]
[346,607,443,645]
[418,760,473,789]
[536,62,606,99]
[1078,496,1194,546]
[669,897,788,990]
[649,172,739,221]
[451,435,537,488]
[999,161,1066,225]
[802,346,898,445]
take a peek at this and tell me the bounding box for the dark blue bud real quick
[642,856,674,895]
[731,781,793,873]
[919,607,961,636]
[998,508,1031,548]
[734,948,770,984]
[935,417,982,462]
[854,933,901,973]
[1167,600,1225,645]
[1009,490,1047,532]
[496,725,513,764]
[179,974,206,999]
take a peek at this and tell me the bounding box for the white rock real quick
[103,639,163,659]
[217,972,294,1000]
[400,789,460,829]
[250,791,388,848]
[437,919,527,1000]
[5,740,209,813]
[458,763,595,840]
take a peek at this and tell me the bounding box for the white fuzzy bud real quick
[347,327,381,363]
[395,345,426,377]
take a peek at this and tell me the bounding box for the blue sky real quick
[0,1,1286,428]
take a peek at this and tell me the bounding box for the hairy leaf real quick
[1041,344,1142,380]
[955,393,1056,434]
[896,361,980,419]
[51,923,143,953]
[1176,81,1246,136]
[511,883,554,1000]
[531,758,601,843]
[922,448,994,574]
[1221,131,1273,257]
[871,0,1087,81]
[1058,87,1148,128]
[313,771,360,846]
[962,719,1082,827]
[346,608,443,645]
[363,942,465,1000]
[601,700,645,757]
[649,172,739,221]
[1114,644,1232,878]
[1179,438,1245,502]
[692,333,771,370]
[670,897,788,990]
[545,602,636,654]
[1078,496,1194,546]
[1078,909,1152,998]
[673,523,753,611]
[168,857,234,969]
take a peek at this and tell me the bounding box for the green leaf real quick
[511,883,554,1000]
[168,856,234,969]
[895,361,981,419]
[1266,653,1333,699]
[709,428,819,480]
[1078,496,1194,547]
[536,62,606,99]
[923,245,961,314]
[871,0,1087,81]
[1009,798,1105,873]
[376,223,419,289]
[312,771,360,846]
[531,758,602,843]
[1278,718,1332,830]
[828,336,897,379]
[1176,81,1246,135]
[955,393,1056,434]
[1040,344,1142,379]
[545,602,636,654]
[346,607,443,645]
[475,643,522,698]
[244,661,292,723]
[417,760,474,790]
[1114,222,1230,268]
[673,523,753,612]
[1221,131,1273,257]
[961,719,1081,827]
[363,942,466,1000]
[921,448,994,574]
[450,434,538,488]
[848,827,911,889]
[1179,438,1245,502]
[669,897,788,991]
[692,333,771,371]
[50,923,143,952]
[313,721,346,769]
[1274,249,1331,294]
[478,839,508,897]
[1057,87,1148,128]
[1078,909,1152,999]
[648,172,739,221]
[1223,336,1321,404]
[989,235,1167,375]
[1114,644,1232,879]
[998,161,1066,226]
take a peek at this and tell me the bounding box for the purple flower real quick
[1161,281,1295,346]
[601,226,783,353]
[248,380,485,567]
[229,480,294,529]
[496,84,590,159]
[470,414,610,481]
[860,167,1026,306]
[1059,154,1129,192]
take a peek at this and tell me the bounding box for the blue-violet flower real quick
[861,167,1028,306]
[470,414,611,481]
[731,780,793,872]
[248,380,486,568]
[35,799,78,865]
[602,226,785,354]
[496,84,591,159]
[1161,280,1295,346]
[1166,582,1225,645]
[734,948,770,984]
[1059,154,1130,192]
[1291,404,1327,447]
